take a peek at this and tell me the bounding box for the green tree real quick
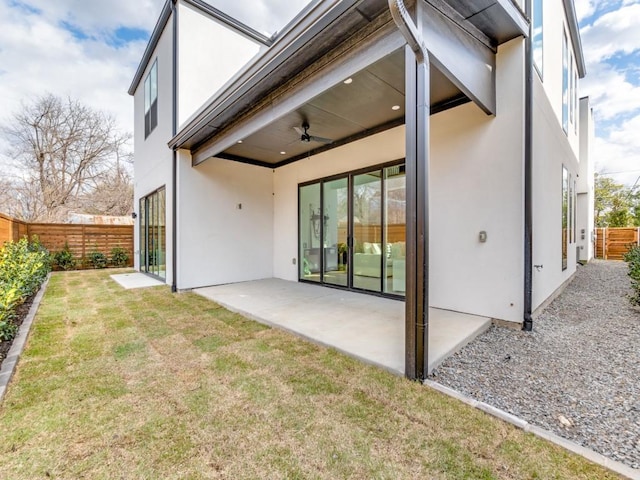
[594,174,633,227]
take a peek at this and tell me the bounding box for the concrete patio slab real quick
[111,272,164,290]
[194,278,490,375]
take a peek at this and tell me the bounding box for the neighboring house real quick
[129,0,594,379]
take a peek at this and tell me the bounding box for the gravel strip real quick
[431,260,640,470]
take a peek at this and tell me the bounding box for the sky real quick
[0,0,638,187]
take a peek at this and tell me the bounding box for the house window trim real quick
[144,59,158,139]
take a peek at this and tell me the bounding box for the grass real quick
[0,270,623,479]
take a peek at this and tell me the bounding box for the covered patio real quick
[171,0,527,379]
[194,278,491,374]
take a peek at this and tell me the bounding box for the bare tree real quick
[1,94,132,222]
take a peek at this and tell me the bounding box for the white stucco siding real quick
[531,72,579,311]
[176,152,274,290]
[177,1,262,127]
[272,126,406,282]
[429,38,525,323]
[577,97,594,262]
[537,0,580,158]
[133,15,175,284]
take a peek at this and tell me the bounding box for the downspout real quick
[523,0,533,331]
[388,0,430,380]
[171,0,179,293]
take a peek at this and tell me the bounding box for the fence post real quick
[81,224,86,263]
[603,227,607,260]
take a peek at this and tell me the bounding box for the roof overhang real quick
[169,0,528,166]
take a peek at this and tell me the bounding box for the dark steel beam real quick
[416,56,430,379]
[392,0,430,381]
[418,0,496,115]
[404,46,418,379]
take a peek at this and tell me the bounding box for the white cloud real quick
[18,0,162,33]
[580,61,640,121]
[580,3,640,63]
[0,0,163,147]
[202,0,317,36]
[575,0,597,22]
[577,1,640,187]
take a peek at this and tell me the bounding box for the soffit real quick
[219,49,462,166]
[171,0,527,166]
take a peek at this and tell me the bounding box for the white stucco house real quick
[130,0,594,379]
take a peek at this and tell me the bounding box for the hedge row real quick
[52,243,129,270]
[624,245,640,306]
[0,238,51,341]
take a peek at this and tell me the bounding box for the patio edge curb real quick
[0,273,50,404]
[424,380,640,480]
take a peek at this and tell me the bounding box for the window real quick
[144,59,158,138]
[562,166,568,270]
[139,187,166,279]
[562,31,568,134]
[569,53,574,127]
[533,0,543,76]
[574,69,579,134]
[569,174,573,243]
[298,162,406,297]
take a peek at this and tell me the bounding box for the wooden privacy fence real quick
[595,227,640,260]
[337,223,406,244]
[0,213,134,267]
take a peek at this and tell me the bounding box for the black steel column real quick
[404,46,418,378]
[404,45,430,380]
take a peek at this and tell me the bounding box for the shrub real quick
[0,238,51,341]
[110,246,129,267]
[53,242,77,271]
[87,251,108,269]
[624,245,640,306]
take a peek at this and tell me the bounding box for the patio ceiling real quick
[218,49,464,166]
[170,0,527,168]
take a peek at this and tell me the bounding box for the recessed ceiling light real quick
[343,78,353,84]
[392,105,401,111]
[280,151,286,155]
[237,140,243,144]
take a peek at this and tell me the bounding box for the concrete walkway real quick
[194,278,491,374]
[111,272,164,289]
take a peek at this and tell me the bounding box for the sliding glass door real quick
[352,171,382,292]
[139,187,166,280]
[299,162,406,297]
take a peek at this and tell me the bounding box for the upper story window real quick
[144,59,158,138]
[562,30,568,134]
[533,0,543,77]
[569,53,575,126]
[574,69,579,134]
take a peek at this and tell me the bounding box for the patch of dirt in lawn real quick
[0,296,34,365]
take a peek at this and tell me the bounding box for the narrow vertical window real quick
[573,179,577,242]
[569,53,575,127]
[562,166,568,270]
[144,59,158,138]
[562,31,569,134]
[533,0,543,76]
[139,187,166,279]
[574,70,579,134]
[569,174,573,243]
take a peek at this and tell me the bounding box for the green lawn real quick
[0,270,622,479]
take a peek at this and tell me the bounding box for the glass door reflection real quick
[352,171,382,292]
[323,177,349,287]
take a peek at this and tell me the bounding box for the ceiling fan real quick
[293,122,333,145]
